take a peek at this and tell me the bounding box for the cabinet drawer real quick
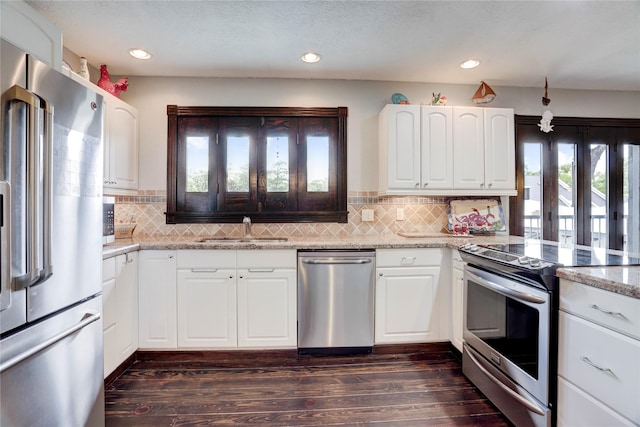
[177,250,236,269]
[558,311,640,423]
[557,377,635,427]
[376,248,442,267]
[103,257,116,282]
[560,279,640,340]
[237,250,296,269]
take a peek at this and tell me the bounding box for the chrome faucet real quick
[242,216,252,237]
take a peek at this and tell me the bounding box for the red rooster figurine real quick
[97,64,128,98]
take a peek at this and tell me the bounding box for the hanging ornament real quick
[471,81,496,104]
[538,78,554,133]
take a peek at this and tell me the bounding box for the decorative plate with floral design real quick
[448,198,506,234]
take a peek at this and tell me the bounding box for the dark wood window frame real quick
[166,106,349,224]
[510,115,640,250]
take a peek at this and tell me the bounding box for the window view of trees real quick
[167,105,348,223]
[513,116,640,252]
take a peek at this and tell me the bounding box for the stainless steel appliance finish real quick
[297,250,375,354]
[463,264,552,427]
[1,38,105,426]
[103,196,115,244]
[459,242,640,426]
[459,243,562,427]
[0,297,104,426]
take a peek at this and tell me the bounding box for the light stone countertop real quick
[556,266,640,299]
[103,234,639,299]
[103,233,520,255]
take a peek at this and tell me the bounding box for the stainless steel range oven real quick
[459,241,640,427]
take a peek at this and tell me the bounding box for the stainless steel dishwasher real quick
[297,250,376,355]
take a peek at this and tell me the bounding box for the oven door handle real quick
[466,270,546,304]
[465,344,546,416]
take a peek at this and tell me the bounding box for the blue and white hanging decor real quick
[538,78,554,133]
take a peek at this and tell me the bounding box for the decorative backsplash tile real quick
[110,190,459,238]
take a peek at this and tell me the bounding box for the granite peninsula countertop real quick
[556,266,640,299]
[103,234,639,299]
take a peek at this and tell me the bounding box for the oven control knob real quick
[518,256,529,265]
[529,258,541,267]
[469,245,480,252]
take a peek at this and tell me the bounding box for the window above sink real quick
[166,106,348,224]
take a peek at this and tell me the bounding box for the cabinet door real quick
[483,108,515,190]
[421,106,453,189]
[453,107,485,189]
[138,251,177,349]
[0,1,62,69]
[105,98,138,191]
[379,104,421,190]
[451,266,464,352]
[102,258,117,378]
[558,311,640,423]
[237,268,297,348]
[115,252,138,361]
[176,269,237,348]
[557,377,636,427]
[375,266,443,344]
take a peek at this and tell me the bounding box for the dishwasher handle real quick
[301,258,372,265]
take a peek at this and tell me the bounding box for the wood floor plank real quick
[105,344,512,427]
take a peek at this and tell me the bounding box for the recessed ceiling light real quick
[460,59,480,69]
[301,52,321,63]
[129,48,152,60]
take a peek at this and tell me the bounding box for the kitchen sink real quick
[197,237,288,243]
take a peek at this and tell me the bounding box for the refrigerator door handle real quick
[0,310,101,374]
[39,94,53,281]
[1,85,53,288]
[0,181,10,311]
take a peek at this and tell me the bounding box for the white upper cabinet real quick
[452,107,484,189]
[67,72,139,193]
[453,107,515,191]
[421,106,454,189]
[379,104,422,190]
[0,1,62,69]
[104,96,139,192]
[379,104,515,196]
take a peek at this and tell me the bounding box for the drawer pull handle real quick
[580,356,615,376]
[589,304,626,319]
[400,257,416,265]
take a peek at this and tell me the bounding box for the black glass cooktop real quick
[486,242,640,267]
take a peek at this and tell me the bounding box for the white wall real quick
[121,77,640,191]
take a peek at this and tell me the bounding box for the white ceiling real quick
[25,1,640,91]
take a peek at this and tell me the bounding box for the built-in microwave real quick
[103,197,115,244]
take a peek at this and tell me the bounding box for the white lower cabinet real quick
[176,250,237,348]
[237,250,297,348]
[102,252,138,378]
[558,279,640,426]
[175,249,296,349]
[450,250,464,352]
[375,249,445,344]
[138,250,177,349]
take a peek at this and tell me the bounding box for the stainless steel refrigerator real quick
[1,38,105,426]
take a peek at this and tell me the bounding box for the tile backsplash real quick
[111,190,478,238]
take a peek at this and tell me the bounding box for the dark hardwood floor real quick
[105,343,512,426]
